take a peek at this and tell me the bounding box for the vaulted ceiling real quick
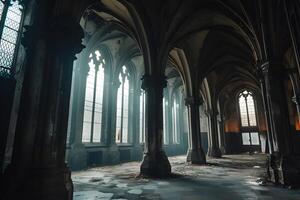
[79,0,293,105]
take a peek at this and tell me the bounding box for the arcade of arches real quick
[0,0,300,199]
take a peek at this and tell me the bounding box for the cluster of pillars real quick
[0,12,86,199]
[258,61,300,186]
[139,75,225,177]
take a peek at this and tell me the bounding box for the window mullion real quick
[10,2,25,74]
[0,0,10,40]
[120,75,125,143]
[90,62,98,143]
[244,97,252,145]
[142,92,145,143]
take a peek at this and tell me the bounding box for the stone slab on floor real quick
[72,154,300,200]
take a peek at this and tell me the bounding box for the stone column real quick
[164,88,172,145]
[284,0,300,78]
[0,75,15,173]
[140,75,171,177]
[128,80,135,144]
[185,97,206,164]
[178,92,187,153]
[257,65,274,154]
[260,62,300,186]
[206,108,222,158]
[2,17,84,200]
[67,56,88,170]
[102,78,120,164]
[261,63,291,154]
[217,114,226,154]
[131,84,143,160]
[100,67,112,144]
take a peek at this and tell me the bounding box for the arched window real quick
[238,90,260,145]
[82,50,105,143]
[139,90,145,143]
[239,90,257,127]
[116,65,130,143]
[0,0,23,76]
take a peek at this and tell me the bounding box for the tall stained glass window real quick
[238,90,259,145]
[0,0,23,76]
[116,66,130,143]
[82,50,105,143]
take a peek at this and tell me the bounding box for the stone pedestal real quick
[140,151,171,177]
[186,148,206,164]
[267,152,300,187]
[220,146,226,154]
[206,108,222,158]
[185,97,207,164]
[3,164,73,200]
[207,147,222,158]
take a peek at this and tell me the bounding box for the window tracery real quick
[0,0,23,76]
[116,65,130,143]
[82,50,105,143]
[238,90,259,145]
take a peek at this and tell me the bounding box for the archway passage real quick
[1,0,300,200]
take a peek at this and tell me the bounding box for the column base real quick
[267,152,300,187]
[2,164,73,200]
[220,146,226,154]
[67,143,87,170]
[186,148,206,164]
[207,147,222,158]
[140,151,171,177]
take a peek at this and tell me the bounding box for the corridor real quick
[72,154,300,200]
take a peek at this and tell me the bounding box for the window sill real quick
[117,143,133,147]
[83,143,108,148]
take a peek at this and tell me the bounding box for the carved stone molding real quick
[292,93,300,105]
[258,61,270,76]
[22,17,85,58]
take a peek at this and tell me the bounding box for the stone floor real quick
[72,154,300,200]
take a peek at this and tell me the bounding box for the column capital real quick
[256,61,270,77]
[292,93,300,105]
[256,60,287,79]
[185,96,203,106]
[141,74,167,90]
[22,17,85,58]
[205,108,219,117]
[217,114,225,122]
